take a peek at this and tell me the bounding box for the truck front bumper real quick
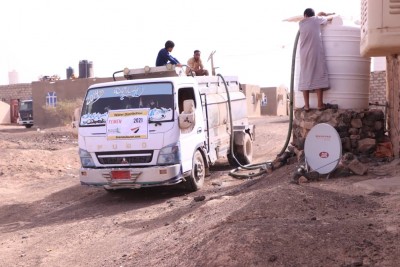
[80,164,183,189]
[18,120,33,125]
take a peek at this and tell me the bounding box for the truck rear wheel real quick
[239,133,253,164]
[185,150,205,191]
[228,134,253,166]
[227,152,240,167]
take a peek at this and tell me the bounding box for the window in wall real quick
[46,92,57,107]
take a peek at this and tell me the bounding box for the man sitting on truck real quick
[156,40,182,67]
[186,50,209,76]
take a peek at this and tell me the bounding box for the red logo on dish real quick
[319,152,329,158]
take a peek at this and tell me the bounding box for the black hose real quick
[226,30,301,179]
[181,64,194,77]
[279,30,300,156]
[113,70,124,81]
[217,74,272,179]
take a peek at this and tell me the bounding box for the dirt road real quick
[0,116,399,267]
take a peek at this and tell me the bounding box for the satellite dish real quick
[304,123,342,174]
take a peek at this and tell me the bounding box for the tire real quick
[25,125,33,129]
[240,133,253,164]
[229,134,253,166]
[227,152,240,167]
[185,150,205,191]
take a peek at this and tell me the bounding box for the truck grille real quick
[96,150,153,165]
[20,110,33,120]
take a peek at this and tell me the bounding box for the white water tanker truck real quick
[78,65,254,191]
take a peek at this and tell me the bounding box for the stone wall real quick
[0,83,32,102]
[292,108,390,158]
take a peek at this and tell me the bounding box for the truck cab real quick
[18,100,33,128]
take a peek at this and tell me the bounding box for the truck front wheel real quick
[185,150,205,191]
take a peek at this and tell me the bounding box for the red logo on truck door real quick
[319,152,329,158]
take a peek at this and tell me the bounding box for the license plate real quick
[111,170,131,179]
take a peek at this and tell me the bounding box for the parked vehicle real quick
[78,65,254,191]
[18,100,33,128]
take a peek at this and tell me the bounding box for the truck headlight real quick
[79,148,95,167]
[157,142,181,165]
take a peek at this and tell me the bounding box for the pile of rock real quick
[292,108,392,158]
[270,108,393,182]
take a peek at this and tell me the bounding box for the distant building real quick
[66,67,74,79]
[8,70,19,84]
[79,60,94,78]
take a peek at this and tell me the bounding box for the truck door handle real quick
[197,127,202,134]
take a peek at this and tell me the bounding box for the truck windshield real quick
[81,82,174,126]
[19,101,32,111]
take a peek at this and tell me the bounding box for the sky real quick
[0,0,361,87]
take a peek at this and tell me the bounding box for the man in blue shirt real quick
[156,40,182,67]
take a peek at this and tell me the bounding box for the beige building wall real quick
[241,84,260,117]
[260,85,288,116]
[32,77,115,127]
[0,101,11,124]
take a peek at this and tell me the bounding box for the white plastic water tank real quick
[294,17,371,109]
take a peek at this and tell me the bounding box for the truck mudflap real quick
[80,164,183,189]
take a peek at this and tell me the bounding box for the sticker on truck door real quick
[106,109,149,140]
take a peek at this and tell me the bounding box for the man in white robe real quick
[299,8,333,111]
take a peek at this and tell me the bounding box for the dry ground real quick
[0,116,399,267]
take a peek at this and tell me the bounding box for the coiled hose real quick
[227,30,300,179]
[217,74,271,179]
